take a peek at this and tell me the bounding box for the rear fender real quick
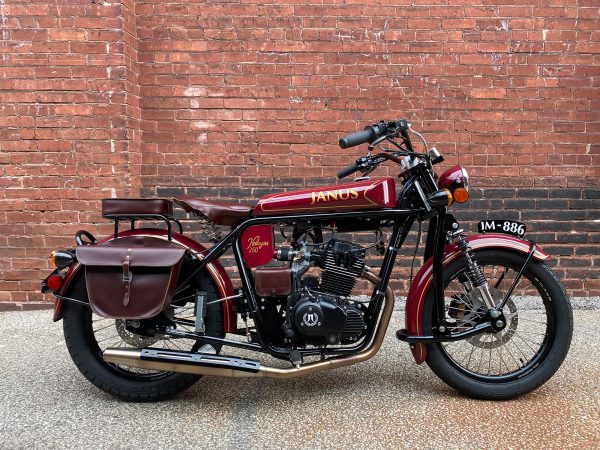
[53,229,236,333]
[405,233,550,364]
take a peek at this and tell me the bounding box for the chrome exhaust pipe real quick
[104,348,265,378]
[103,269,394,379]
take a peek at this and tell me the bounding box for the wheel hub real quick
[467,287,518,349]
[115,320,163,347]
[449,287,518,349]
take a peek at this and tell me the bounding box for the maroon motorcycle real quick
[42,119,573,401]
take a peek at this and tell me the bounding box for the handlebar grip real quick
[339,128,375,149]
[337,163,360,179]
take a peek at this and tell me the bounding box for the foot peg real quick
[396,323,494,343]
[396,329,413,342]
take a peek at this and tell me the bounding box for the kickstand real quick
[241,313,252,342]
[290,349,302,368]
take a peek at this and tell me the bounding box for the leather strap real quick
[123,255,132,306]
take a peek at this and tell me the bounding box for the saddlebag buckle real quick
[122,257,132,306]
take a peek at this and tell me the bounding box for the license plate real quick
[478,220,526,238]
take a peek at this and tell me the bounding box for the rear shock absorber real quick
[455,235,497,310]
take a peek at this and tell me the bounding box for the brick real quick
[48,29,86,41]
[549,188,582,199]
[518,188,549,199]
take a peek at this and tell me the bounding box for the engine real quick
[288,239,368,345]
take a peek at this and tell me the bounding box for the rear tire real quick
[423,249,573,400]
[62,268,224,402]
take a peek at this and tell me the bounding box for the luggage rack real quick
[101,199,183,240]
[105,214,183,241]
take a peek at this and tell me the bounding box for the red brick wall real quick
[0,1,142,307]
[1,1,598,308]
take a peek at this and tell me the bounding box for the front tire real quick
[62,268,224,402]
[423,249,573,400]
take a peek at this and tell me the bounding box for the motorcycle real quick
[42,119,573,401]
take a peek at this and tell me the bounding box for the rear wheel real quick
[423,249,573,400]
[62,266,224,402]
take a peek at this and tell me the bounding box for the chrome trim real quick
[460,166,470,192]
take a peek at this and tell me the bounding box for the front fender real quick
[405,233,550,364]
[53,229,237,333]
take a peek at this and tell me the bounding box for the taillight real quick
[46,275,64,291]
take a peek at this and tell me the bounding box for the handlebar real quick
[338,129,377,149]
[338,119,409,149]
[337,162,360,179]
[337,119,412,179]
[337,153,407,180]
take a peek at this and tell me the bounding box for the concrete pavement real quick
[0,309,598,449]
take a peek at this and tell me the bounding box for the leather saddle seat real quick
[102,198,173,218]
[173,195,252,228]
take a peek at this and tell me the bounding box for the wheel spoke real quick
[95,333,121,344]
[502,341,521,368]
[104,338,125,348]
[514,329,548,337]
[93,323,116,332]
[487,337,494,375]
[495,343,509,373]
[508,334,531,361]
[465,343,477,369]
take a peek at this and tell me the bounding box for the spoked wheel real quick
[423,249,573,400]
[62,267,224,402]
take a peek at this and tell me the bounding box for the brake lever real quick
[361,166,376,177]
[368,133,394,151]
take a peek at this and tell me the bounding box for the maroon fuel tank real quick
[253,178,396,216]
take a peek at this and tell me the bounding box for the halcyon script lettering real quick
[247,236,270,254]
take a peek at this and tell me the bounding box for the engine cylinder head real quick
[317,239,365,297]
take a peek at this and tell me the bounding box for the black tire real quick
[62,266,224,402]
[423,249,573,400]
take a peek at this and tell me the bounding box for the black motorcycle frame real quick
[168,161,449,362]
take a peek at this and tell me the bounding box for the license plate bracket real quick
[477,220,526,238]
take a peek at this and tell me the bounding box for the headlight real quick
[438,165,469,204]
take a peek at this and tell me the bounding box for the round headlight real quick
[438,165,470,204]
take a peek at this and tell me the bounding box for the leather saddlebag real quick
[76,236,186,319]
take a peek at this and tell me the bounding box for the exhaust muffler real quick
[103,270,393,379]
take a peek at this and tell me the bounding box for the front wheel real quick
[423,249,573,400]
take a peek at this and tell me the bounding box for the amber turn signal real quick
[453,187,469,203]
[427,189,454,207]
[50,249,76,269]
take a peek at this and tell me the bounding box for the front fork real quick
[429,211,506,334]
[455,236,497,310]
